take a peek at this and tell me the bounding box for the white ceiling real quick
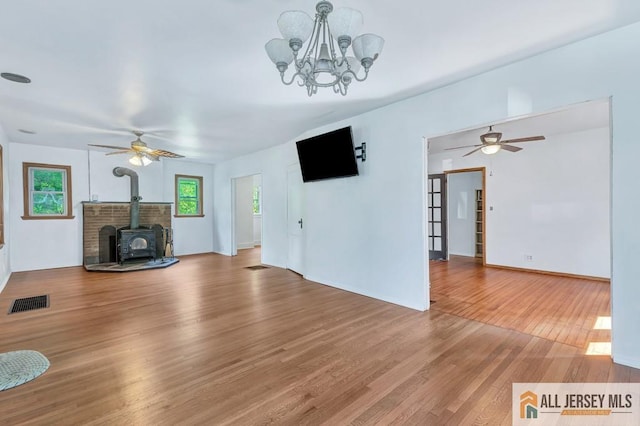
[0,0,638,164]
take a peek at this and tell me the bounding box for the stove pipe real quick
[113,167,141,229]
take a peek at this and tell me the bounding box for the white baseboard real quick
[612,354,640,370]
[0,272,11,294]
[237,242,255,250]
[303,274,427,312]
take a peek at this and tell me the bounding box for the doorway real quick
[427,169,486,264]
[425,99,612,356]
[231,173,263,256]
[445,168,485,264]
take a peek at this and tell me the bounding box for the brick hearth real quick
[82,202,172,265]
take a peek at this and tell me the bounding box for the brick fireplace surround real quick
[82,202,172,266]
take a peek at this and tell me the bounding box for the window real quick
[22,162,74,220]
[253,185,261,214]
[175,175,204,217]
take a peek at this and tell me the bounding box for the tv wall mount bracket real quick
[355,142,366,162]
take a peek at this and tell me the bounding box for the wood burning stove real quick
[118,228,156,263]
[113,167,158,264]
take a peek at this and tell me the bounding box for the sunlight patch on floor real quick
[585,341,611,356]
[593,316,611,330]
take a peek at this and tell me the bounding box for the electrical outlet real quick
[524,254,533,262]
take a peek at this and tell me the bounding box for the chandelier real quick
[265,1,384,96]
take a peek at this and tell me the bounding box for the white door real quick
[287,164,304,275]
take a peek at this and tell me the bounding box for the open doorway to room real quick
[445,168,485,264]
[232,174,263,259]
[425,99,612,356]
[427,168,485,264]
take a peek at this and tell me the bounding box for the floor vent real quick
[8,295,49,314]
[246,265,270,270]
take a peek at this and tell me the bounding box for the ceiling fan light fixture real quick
[481,132,501,144]
[129,153,152,167]
[89,130,184,162]
[480,125,502,144]
[481,144,501,155]
[129,154,142,167]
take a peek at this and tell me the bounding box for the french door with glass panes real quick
[427,174,447,260]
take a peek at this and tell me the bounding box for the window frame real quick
[22,162,74,220]
[174,174,204,218]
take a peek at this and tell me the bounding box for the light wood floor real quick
[0,250,637,425]
[430,256,611,349]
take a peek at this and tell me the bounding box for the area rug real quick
[0,350,50,391]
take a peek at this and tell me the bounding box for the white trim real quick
[0,270,10,294]
[422,136,430,310]
[230,177,237,256]
[612,355,640,370]
[304,274,428,312]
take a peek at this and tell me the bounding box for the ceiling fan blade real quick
[147,149,185,158]
[105,150,134,156]
[500,144,523,153]
[445,144,481,151]
[88,144,132,150]
[501,136,545,144]
[131,145,155,154]
[463,146,484,157]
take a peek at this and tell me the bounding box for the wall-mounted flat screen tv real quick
[296,126,358,182]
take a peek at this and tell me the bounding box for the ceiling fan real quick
[446,126,545,157]
[89,131,185,166]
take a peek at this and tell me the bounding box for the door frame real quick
[445,167,486,265]
[230,173,263,261]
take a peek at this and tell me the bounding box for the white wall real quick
[213,22,640,368]
[9,144,90,272]
[0,125,11,292]
[8,144,214,271]
[447,172,482,257]
[234,175,254,250]
[89,151,164,203]
[216,118,429,310]
[163,160,214,256]
[213,144,292,267]
[430,127,610,278]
